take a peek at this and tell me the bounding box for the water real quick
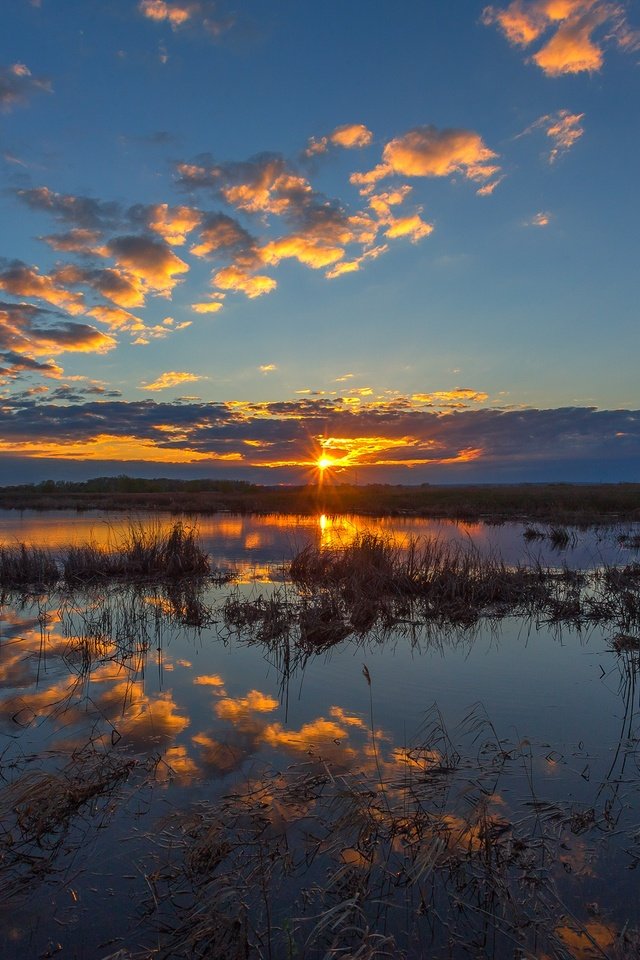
[0,511,638,958]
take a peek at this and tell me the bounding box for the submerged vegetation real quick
[1,476,640,523]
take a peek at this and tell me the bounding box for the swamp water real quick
[0,511,639,959]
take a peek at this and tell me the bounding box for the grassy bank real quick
[0,477,639,523]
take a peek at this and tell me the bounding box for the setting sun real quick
[317,456,334,471]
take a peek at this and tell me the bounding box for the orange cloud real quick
[0,433,218,462]
[483,0,639,76]
[138,0,232,36]
[305,122,373,156]
[107,235,188,296]
[213,262,277,298]
[261,235,345,269]
[141,370,205,391]
[0,262,85,314]
[190,300,224,313]
[412,389,490,407]
[140,203,201,245]
[138,0,192,26]
[352,126,500,193]
[215,689,280,720]
[189,213,253,258]
[55,264,147,309]
[325,243,388,279]
[523,109,585,163]
[384,213,434,242]
[87,303,146,333]
[526,211,552,226]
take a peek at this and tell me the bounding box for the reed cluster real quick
[0,521,211,588]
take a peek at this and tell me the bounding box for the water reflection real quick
[1,508,637,572]
[0,509,639,957]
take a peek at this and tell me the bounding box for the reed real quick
[0,521,211,588]
[0,542,58,586]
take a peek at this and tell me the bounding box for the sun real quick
[317,455,334,471]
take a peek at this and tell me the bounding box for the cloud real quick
[190,300,224,313]
[138,0,233,36]
[190,212,255,257]
[212,261,277,298]
[521,109,584,162]
[0,63,51,111]
[107,235,189,295]
[128,203,201,245]
[16,186,119,229]
[351,126,500,193]
[142,371,205,391]
[261,235,345,269]
[259,363,277,373]
[54,264,147,308]
[41,228,103,253]
[526,211,552,226]
[325,243,388,279]
[483,1,639,76]
[305,122,374,156]
[0,300,116,372]
[0,261,85,314]
[1,395,638,479]
[176,153,317,217]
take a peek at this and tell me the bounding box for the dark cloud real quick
[0,63,51,111]
[16,186,120,229]
[0,397,637,479]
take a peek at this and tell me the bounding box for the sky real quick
[1,0,639,484]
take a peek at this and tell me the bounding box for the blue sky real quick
[1,0,639,482]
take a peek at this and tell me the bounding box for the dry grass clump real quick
[0,542,58,587]
[62,521,210,583]
[0,522,212,589]
[290,532,551,624]
[218,535,640,650]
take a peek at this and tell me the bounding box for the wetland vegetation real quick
[1,476,639,525]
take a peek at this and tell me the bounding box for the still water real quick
[0,511,638,958]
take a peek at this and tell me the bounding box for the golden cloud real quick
[87,303,146,333]
[483,1,639,76]
[141,370,205,391]
[190,300,224,313]
[261,235,345,269]
[352,126,500,192]
[213,262,277,298]
[305,122,373,156]
[0,262,85,314]
[143,203,201,245]
[325,244,389,279]
[107,235,189,296]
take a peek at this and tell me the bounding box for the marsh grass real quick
[62,520,210,582]
[0,542,59,587]
[0,521,213,589]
